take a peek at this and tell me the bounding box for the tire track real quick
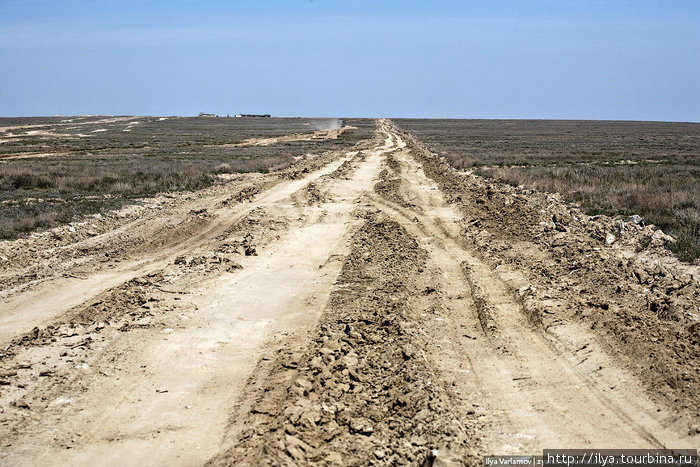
[1,120,695,467]
[365,128,685,452]
[0,120,398,467]
[207,214,478,467]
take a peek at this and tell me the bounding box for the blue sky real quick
[1,1,699,121]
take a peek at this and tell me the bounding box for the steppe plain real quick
[0,116,698,466]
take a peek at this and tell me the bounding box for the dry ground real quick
[0,120,698,466]
[394,119,700,262]
[0,116,373,239]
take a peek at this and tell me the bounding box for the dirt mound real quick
[398,124,700,426]
[328,159,354,179]
[2,119,697,464]
[208,215,476,466]
[373,153,409,208]
[304,182,328,205]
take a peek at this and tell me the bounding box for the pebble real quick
[625,214,644,225]
[53,397,74,405]
[349,417,374,435]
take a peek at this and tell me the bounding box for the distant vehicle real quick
[198,112,217,117]
[234,114,271,118]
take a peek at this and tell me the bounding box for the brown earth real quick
[0,120,698,467]
[218,127,349,148]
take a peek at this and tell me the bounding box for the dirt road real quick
[0,120,698,466]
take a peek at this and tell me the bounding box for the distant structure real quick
[198,112,217,117]
[234,114,271,118]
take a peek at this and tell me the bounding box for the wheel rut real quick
[364,131,687,453]
[0,120,695,467]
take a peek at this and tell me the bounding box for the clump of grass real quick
[215,163,232,173]
[667,234,700,263]
[0,198,123,239]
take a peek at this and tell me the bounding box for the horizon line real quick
[1,114,699,124]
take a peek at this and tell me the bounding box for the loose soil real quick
[0,120,698,467]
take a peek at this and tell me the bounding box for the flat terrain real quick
[0,116,374,239]
[0,119,698,466]
[395,119,700,262]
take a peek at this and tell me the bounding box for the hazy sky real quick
[1,0,699,121]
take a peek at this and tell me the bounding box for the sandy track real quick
[0,151,74,161]
[366,144,687,451]
[0,151,356,346]
[0,117,141,134]
[0,121,398,466]
[215,127,348,148]
[0,121,697,466]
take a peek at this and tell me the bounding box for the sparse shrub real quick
[0,117,376,239]
[215,163,232,173]
[111,181,134,194]
[396,119,700,262]
[667,233,700,263]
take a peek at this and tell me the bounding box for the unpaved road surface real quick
[0,120,698,466]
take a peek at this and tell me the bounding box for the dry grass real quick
[479,163,700,261]
[396,119,700,262]
[0,117,375,239]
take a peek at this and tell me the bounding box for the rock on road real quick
[0,120,698,466]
